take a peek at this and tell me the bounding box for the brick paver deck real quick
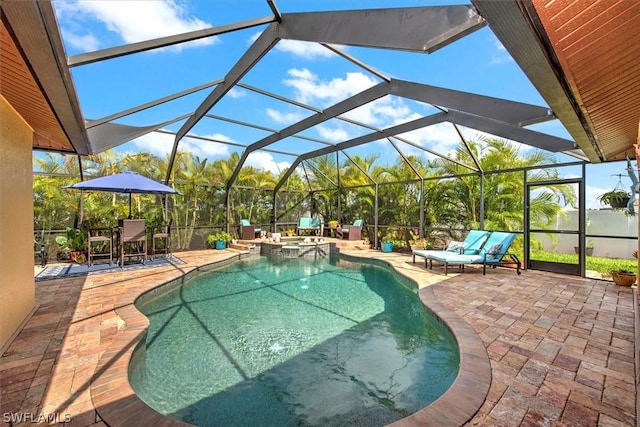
[0,246,636,426]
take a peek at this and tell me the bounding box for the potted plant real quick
[381,229,395,253]
[609,269,636,286]
[55,227,88,263]
[574,239,594,256]
[597,189,631,209]
[407,228,429,251]
[207,231,233,250]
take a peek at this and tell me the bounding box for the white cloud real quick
[246,152,291,175]
[130,131,175,156]
[284,69,377,105]
[275,40,333,59]
[396,121,462,157]
[181,134,231,157]
[227,87,246,99]
[269,70,433,144]
[341,95,410,126]
[266,108,307,125]
[490,35,513,65]
[128,132,288,175]
[60,29,100,52]
[130,131,230,158]
[55,0,215,53]
[248,32,334,59]
[315,125,349,142]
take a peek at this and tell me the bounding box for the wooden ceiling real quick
[0,1,90,155]
[532,0,640,161]
[0,18,74,152]
[474,0,639,163]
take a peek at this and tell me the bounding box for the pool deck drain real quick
[0,243,636,426]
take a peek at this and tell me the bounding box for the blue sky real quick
[47,0,632,209]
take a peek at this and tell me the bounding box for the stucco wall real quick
[0,96,35,349]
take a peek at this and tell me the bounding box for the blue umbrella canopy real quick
[67,171,179,194]
[66,171,180,218]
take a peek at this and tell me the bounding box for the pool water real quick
[129,256,459,426]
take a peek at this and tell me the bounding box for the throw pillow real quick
[487,243,503,256]
[447,241,466,254]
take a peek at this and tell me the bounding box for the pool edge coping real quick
[91,250,490,426]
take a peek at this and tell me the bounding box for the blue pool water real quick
[129,256,459,426]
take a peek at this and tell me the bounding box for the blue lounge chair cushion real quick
[342,219,363,233]
[298,218,321,229]
[427,232,516,265]
[413,230,490,259]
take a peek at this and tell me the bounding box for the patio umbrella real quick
[66,171,180,218]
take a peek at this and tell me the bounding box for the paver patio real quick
[0,246,636,426]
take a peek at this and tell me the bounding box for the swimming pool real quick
[129,255,459,426]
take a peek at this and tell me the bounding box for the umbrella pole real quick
[128,193,132,219]
[79,190,84,224]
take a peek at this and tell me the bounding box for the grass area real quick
[531,251,637,276]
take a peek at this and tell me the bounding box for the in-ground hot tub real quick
[259,237,331,259]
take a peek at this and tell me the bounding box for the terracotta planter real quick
[69,250,87,264]
[610,271,636,286]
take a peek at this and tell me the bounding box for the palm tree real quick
[434,136,575,234]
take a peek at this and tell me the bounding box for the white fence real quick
[534,209,638,259]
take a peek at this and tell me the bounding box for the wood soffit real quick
[1,18,74,153]
[532,0,640,161]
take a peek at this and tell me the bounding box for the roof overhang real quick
[0,0,90,155]
[473,0,640,163]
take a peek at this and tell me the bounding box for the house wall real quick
[0,96,35,349]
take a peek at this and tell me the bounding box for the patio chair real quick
[151,219,172,260]
[412,229,490,267]
[341,219,364,240]
[117,219,147,266]
[297,217,322,236]
[86,225,113,267]
[420,231,521,275]
[34,229,48,268]
[240,219,261,240]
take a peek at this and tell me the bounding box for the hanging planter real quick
[596,189,631,209]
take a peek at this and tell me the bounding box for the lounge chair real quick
[240,219,261,240]
[297,217,322,236]
[419,231,521,275]
[341,219,364,240]
[412,229,490,266]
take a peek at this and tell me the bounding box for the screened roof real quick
[3,0,639,181]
